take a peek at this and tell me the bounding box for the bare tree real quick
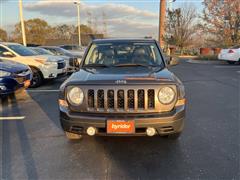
[51,24,75,40]
[201,0,240,47]
[164,4,198,53]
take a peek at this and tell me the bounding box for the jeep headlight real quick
[0,70,11,77]
[158,87,175,104]
[67,87,84,105]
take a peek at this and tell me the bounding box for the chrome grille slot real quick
[117,90,125,109]
[138,89,145,109]
[107,90,114,109]
[97,90,104,109]
[127,90,135,109]
[88,89,94,108]
[148,89,155,109]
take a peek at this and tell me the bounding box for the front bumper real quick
[60,105,185,136]
[0,74,32,95]
[41,64,67,79]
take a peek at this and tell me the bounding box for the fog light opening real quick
[0,85,7,91]
[146,127,156,136]
[86,127,96,136]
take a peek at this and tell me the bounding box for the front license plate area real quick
[107,120,135,134]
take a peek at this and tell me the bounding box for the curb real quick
[186,59,225,65]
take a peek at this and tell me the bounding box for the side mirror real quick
[3,52,15,58]
[167,56,179,66]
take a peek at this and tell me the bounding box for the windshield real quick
[32,48,54,55]
[48,47,72,56]
[7,44,37,56]
[83,42,164,67]
[61,45,83,51]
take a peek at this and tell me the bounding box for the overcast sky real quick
[0,0,203,38]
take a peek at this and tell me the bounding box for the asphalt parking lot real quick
[0,60,239,180]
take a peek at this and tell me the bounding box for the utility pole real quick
[159,0,166,48]
[19,0,26,46]
[74,1,82,46]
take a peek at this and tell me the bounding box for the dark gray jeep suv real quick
[59,39,186,140]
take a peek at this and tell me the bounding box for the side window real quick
[0,46,9,57]
[47,48,57,55]
[85,44,99,64]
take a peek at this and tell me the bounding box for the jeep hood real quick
[66,67,178,85]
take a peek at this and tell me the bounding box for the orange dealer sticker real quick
[107,120,135,134]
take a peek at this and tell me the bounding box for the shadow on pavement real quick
[65,135,186,179]
[1,95,38,180]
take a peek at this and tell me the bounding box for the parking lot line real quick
[0,116,25,121]
[214,65,240,68]
[27,90,59,92]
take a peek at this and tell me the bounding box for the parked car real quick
[218,45,240,64]
[40,46,80,72]
[0,42,67,87]
[60,44,86,58]
[0,59,32,96]
[30,47,75,73]
[59,38,186,140]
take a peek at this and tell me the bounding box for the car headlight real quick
[67,87,84,105]
[158,87,175,104]
[45,61,58,65]
[0,70,11,77]
[35,59,57,65]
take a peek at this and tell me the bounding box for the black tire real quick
[29,67,43,88]
[162,132,182,140]
[227,61,236,65]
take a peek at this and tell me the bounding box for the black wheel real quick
[29,67,43,88]
[227,61,236,65]
[162,132,182,140]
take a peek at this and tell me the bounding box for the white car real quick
[30,47,73,72]
[218,45,240,64]
[40,46,81,72]
[0,42,67,87]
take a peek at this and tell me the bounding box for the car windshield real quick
[61,45,83,51]
[49,47,72,56]
[7,44,37,56]
[32,48,54,55]
[83,42,164,67]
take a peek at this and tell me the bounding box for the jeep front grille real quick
[87,89,155,112]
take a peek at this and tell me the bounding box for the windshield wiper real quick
[83,64,110,68]
[113,63,150,67]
